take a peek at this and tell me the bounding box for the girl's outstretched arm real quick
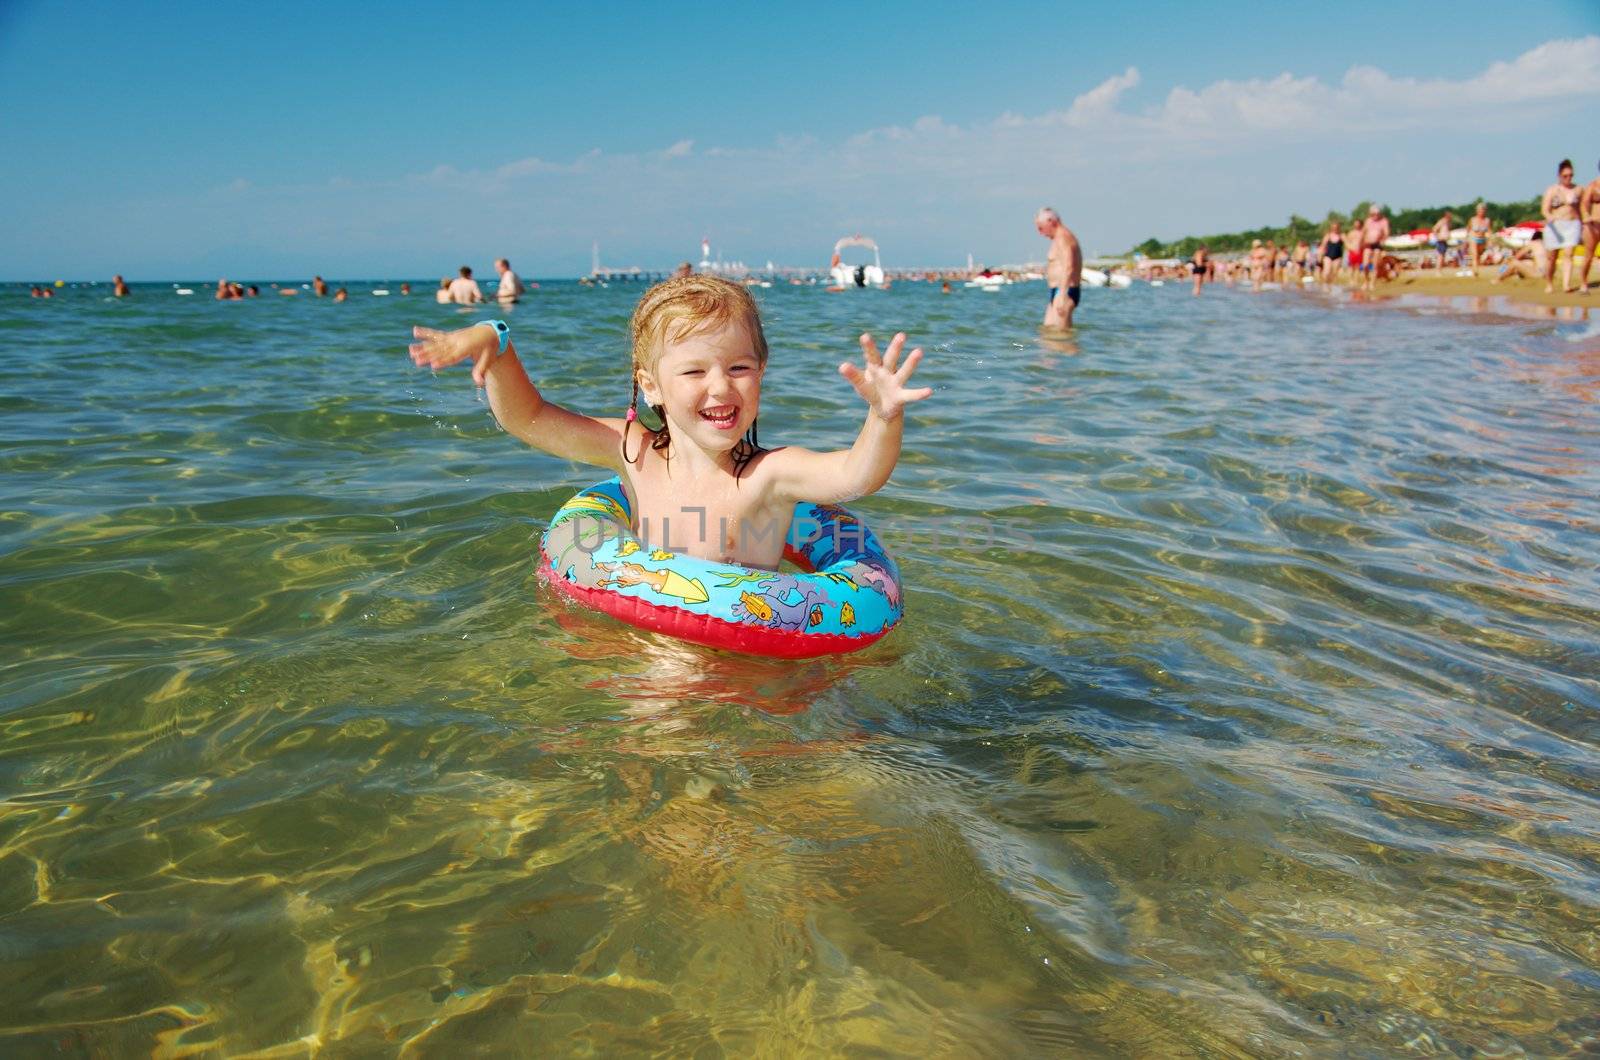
[766,331,932,505]
[410,323,630,472]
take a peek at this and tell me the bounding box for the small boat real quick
[828,235,886,288]
[1081,268,1132,289]
[371,289,390,297]
[965,269,1008,289]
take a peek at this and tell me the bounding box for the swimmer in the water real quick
[447,266,485,305]
[1035,206,1081,328]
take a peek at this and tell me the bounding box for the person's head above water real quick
[630,274,768,379]
[626,274,769,465]
[459,265,473,278]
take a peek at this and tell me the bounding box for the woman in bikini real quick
[1248,239,1268,290]
[1467,203,1492,275]
[1542,159,1583,294]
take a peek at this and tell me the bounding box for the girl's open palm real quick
[839,332,933,419]
[409,325,499,386]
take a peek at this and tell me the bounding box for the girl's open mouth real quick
[698,405,739,430]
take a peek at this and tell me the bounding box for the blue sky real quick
[3,0,1597,279]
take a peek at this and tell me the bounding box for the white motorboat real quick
[1081,268,1132,289]
[829,235,886,287]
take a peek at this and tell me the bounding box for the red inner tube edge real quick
[536,555,892,659]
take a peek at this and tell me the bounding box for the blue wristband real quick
[480,319,510,355]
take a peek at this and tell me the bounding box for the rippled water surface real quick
[3,280,1599,1056]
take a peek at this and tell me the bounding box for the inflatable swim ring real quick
[539,477,903,658]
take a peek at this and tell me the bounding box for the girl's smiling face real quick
[637,319,764,457]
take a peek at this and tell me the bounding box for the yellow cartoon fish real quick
[739,591,774,623]
[840,602,855,627]
[650,549,674,561]
[618,540,641,557]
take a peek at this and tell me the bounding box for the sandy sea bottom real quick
[1,279,1598,1056]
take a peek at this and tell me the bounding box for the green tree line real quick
[1129,196,1544,259]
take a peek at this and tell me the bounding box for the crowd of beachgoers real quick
[1139,157,1600,299]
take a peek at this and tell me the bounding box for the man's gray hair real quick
[1035,207,1061,225]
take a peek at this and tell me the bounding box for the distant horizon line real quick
[4,264,1071,286]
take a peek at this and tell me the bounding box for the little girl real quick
[409,275,931,570]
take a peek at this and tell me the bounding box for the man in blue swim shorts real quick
[1035,206,1082,328]
[1047,285,1081,311]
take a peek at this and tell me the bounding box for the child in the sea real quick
[408,274,931,570]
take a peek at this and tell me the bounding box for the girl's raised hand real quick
[839,332,934,420]
[409,324,499,386]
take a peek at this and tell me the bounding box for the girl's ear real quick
[636,366,662,406]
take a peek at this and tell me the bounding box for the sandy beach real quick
[1371,268,1597,311]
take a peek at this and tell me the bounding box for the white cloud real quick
[662,139,694,158]
[1141,35,1600,138]
[974,36,1600,143]
[1364,36,1600,107]
[495,155,565,179]
[1063,66,1141,127]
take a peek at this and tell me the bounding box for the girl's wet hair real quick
[621,274,767,476]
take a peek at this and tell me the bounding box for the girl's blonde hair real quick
[629,274,768,376]
[623,274,767,472]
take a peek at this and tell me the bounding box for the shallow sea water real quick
[2,279,1598,1056]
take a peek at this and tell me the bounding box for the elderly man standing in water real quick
[494,258,524,304]
[1035,207,1082,328]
